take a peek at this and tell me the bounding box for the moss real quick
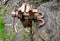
[24,28,30,40]
[29,0,49,4]
[0,7,8,16]
[39,0,49,3]
[8,29,15,41]
[0,0,1,1]
[29,0,34,4]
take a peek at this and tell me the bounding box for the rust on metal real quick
[11,3,45,27]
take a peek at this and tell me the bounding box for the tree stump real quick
[37,2,60,41]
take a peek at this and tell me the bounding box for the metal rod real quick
[12,17,15,32]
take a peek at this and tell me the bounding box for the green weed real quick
[0,18,6,41]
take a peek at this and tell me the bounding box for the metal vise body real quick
[12,3,44,27]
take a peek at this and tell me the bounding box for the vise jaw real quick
[11,3,45,27]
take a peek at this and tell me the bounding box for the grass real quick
[0,6,8,41]
[0,6,15,41]
[0,18,7,41]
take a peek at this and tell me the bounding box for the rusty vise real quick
[11,3,45,27]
